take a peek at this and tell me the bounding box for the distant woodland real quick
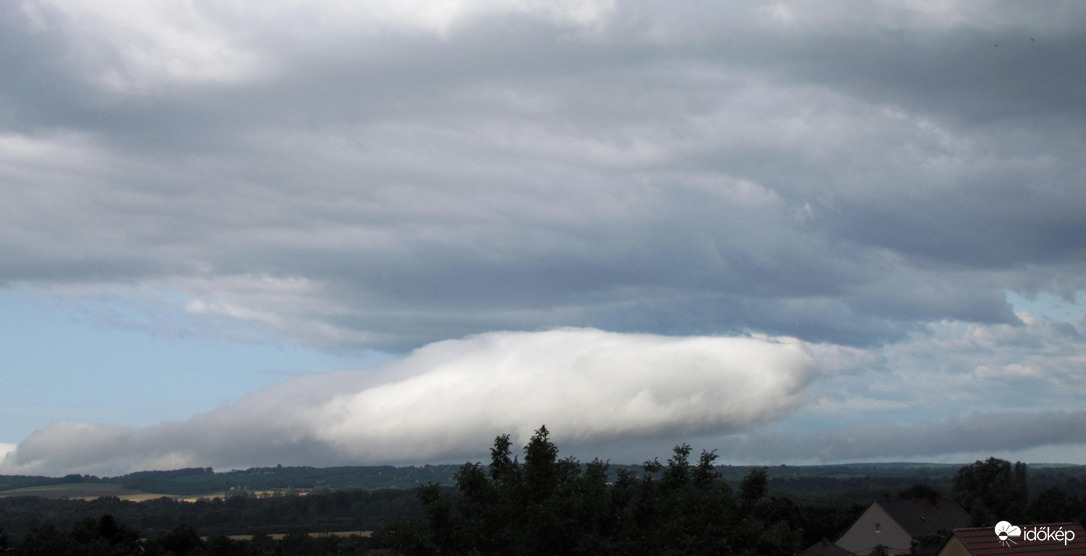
[2,428,1086,555]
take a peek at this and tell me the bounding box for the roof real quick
[944,523,1086,555]
[798,539,855,556]
[877,497,972,537]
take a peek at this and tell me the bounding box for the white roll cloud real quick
[1,328,817,476]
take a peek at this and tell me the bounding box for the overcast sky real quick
[2,0,1086,476]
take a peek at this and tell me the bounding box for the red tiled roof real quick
[948,523,1086,555]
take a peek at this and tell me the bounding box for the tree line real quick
[380,428,1086,555]
[0,464,461,496]
[2,427,1086,555]
[380,426,862,555]
[0,486,425,541]
[2,515,380,556]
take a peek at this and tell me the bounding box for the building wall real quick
[837,502,913,555]
[936,537,973,556]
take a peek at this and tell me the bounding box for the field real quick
[0,483,314,503]
[220,531,372,541]
[2,461,1085,549]
[0,482,167,501]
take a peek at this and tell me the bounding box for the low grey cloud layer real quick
[2,1,1085,471]
[721,410,1086,463]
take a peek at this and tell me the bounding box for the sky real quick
[1,0,1085,477]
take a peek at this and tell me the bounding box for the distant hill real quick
[2,461,1084,544]
[0,464,462,498]
[3,462,1084,502]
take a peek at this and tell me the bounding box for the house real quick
[938,522,1086,556]
[836,497,972,555]
[798,539,855,556]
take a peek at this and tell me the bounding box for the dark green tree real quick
[740,466,769,509]
[693,449,722,487]
[489,433,517,482]
[952,458,1028,525]
[898,483,940,503]
[12,524,79,556]
[203,533,259,556]
[1029,486,1074,523]
[14,515,143,556]
[522,425,560,504]
[145,523,204,556]
[373,519,436,556]
[385,427,837,556]
[1015,461,1029,501]
[70,514,143,555]
[663,443,693,488]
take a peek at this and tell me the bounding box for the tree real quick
[373,519,436,556]
[387,426,834,556]
[14,515,143,556]
[740,466,769,509]
[69,514,142,555]
[663,443,693,488]
[522,425,560,504]
[145,523,204,556]
[952,458,1028,525]
[1015,461,1029,501]
[1029,486,1074,523]
[899,483,940,503]
[489,433,517,482]
[12,524,78,556]
[693,449,722,487]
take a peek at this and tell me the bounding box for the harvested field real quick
[219,531,373,541]
[0,483,162,500]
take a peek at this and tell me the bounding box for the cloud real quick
[788,312,1086,440]
[2,1,1083,352]
[718,410,1086,463]
[0,329,817,476]
[12,0,618,97]
[2,1,1086,472]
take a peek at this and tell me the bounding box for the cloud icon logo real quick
[995,521,1022,547]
